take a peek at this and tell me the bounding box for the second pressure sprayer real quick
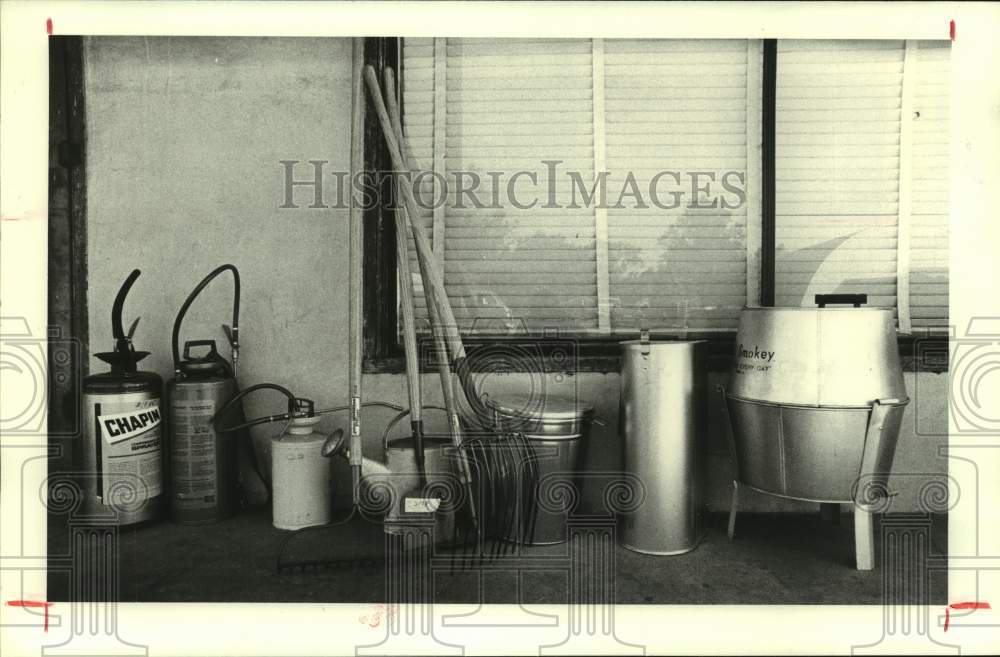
[166,265,243,524]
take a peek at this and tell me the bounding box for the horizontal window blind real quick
[404,38,597,334]
[909,41,949,331]
[604,39,754,331]
[774,39,949,332]
[774,40,905,313]
[403,38,946,336]
[400,38,439,332]
[402,38,759,335]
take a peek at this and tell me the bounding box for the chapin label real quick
[99,407,162,444]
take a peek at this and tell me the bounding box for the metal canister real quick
[166,374,239,524]
[619,340,706,555]
[82,372,164,525]
[491,393,595,546]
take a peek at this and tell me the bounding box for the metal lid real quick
[486,392,594,421]
[84,370,162,390]
[740,306,894,314]
[387,436,452,451]
[620,339,707,348]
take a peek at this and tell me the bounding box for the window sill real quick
[363,334,949,374]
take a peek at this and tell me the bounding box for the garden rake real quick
[367,65,540,568]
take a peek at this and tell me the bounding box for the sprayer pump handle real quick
[182,339,220,362]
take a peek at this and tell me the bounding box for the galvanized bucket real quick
[490,393,595,546]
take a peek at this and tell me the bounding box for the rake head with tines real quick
[449,431,539,569]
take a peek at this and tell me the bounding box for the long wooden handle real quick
[348,39,366,504]
[372,65,494,428]
[385,72,426,486]
[381,68,466,416]
[364,65,466,363]
[394,204,422,421]
[371,66,477,524]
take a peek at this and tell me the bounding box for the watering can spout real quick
[320,428,392,478]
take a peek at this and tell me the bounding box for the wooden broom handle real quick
[364,65,466,362]
[373,67,477,516]
[375,66,493,426]
[382,68,467,420]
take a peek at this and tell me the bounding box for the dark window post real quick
[362,37,403,366]
[761,39,777,307]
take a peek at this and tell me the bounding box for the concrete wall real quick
[84,36,949,515]
[84,36,352,450]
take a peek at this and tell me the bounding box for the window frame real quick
[362,37,948,374]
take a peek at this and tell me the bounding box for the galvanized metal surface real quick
[381,436,457,543]
[619,340,706,555]
[729,307,907,408]
[726,397,907,501]
[167,376,240,524]
[488,392,594,436]
[725,306,909,504]
[491,394,594,546]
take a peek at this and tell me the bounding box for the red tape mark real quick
[6,600,53,632]
[46,18,52,35]
[945,601,991,631]
[949,19,955,42]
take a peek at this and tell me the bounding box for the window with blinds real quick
[604,39,758,332]
[402,37,949,337]
[402,38,759,335]
[774,39,949,333]
[908,41,949,332]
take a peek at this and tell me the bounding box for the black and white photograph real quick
[2,2,998,656]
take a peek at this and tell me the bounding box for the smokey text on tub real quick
[734,343,776,374]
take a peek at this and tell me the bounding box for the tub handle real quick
[639,328,651,355]
[815,294,867,308]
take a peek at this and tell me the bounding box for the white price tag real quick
[403,497,441,514]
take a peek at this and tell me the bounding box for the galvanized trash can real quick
[490,393,595,545]
[619,339,706,555]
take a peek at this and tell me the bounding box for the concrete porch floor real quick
[47,508,947,605]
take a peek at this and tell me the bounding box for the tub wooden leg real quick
[853,399,894,571]
[855,506,875,570]
[718,385,741,542]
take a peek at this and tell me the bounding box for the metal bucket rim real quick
[740,306,895,314]
[386,435,454,451]
[488,398,595,422]
[726,393,911,410]
[620,339,707,347]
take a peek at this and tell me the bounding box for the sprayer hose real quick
[212,382,403,434]
[172,264,240,371]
